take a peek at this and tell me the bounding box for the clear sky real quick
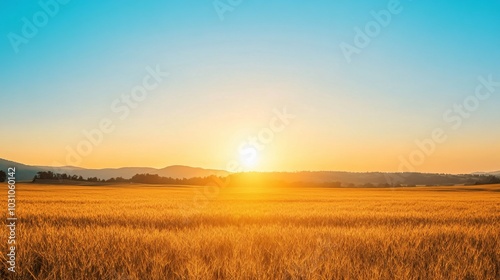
[1,0,499,173]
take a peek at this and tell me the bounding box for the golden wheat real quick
[1,183,499,279]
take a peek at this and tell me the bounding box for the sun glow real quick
[239,146,259,170]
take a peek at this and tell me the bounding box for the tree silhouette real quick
[0,170,6,182]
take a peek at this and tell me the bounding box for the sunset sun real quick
[240,146,259,169]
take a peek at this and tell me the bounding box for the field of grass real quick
[2,183,500,279]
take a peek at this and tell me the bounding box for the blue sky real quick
[1,0,499,173]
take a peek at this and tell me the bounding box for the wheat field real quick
[2,183,499,279]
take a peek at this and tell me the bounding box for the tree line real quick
[24,170,500,187]
[33,171,104,182]
[32,171,223,186]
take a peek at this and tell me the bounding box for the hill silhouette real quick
[0,158,228,181]
[1,158,499,186]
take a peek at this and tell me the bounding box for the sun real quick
[239,146,259,170]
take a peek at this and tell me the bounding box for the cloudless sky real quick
[1,0,499,173]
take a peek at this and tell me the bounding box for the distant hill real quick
[1,158,498,185]
[227,171,500,187]
[488,171,500,177]
[0,158,48,182]
[0,158,229,181]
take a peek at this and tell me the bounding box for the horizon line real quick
[1,157,498,175]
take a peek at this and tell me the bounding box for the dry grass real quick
[2,183,500,279]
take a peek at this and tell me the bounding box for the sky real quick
[1,0,499,173]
